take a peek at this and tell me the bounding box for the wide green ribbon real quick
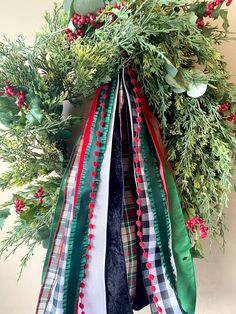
[164,163,196,314]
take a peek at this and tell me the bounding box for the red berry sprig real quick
[64,2,131,42]
[127,68,163,314]
[196,0,233,29]
[217,101,230,113]
[77,84,109,314]
[15,198,25,214]
[2,81,26,109]
[34,186,44,205]
[64,12,100,42]
[216,101,236,121]
[113,1,125,9]
[186,216,208,239]
[226,112,236,121]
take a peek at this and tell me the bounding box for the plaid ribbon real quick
[37,138,83,313]
[123,74,182,314]
[120,79,138,304]
[121,111,138,303]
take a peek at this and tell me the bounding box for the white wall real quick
[0,1,235,313]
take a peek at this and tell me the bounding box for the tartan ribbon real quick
[120,79,138,304]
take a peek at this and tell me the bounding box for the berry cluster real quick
[196,0,233,29]
[113,1,125,9]
[77,84,109,314]
[226,112,236,121]
[15,199,25,214]
[1,81,26,109]
[217,102,236,122]
[127,69,163,314]
[217,101,230,113]
[186,216,208,239]
[64,2,129,42]
[34,186,44,205]
[64,12,102,42]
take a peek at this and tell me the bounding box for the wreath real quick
[0,0,235,277]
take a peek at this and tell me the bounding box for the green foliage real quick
[0,208,10,230]
[0,0,235,272]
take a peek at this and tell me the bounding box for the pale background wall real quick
[0,1,235,314]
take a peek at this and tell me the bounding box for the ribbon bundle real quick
[36,69,196,314]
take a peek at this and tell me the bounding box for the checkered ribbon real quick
[37,138,83,313]
[123,74,182,314]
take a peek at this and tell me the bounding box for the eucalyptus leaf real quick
[187,82,208,98]
[165,61,178,78]
[64,0,74,11]
[165,74,185,89]
[73,0,105,15]
[0,208,10,230]
[42,237,50,249]
[188,12,198,26]
[36,226,50,241]
[173,87,187,94]
[26,96,44,125]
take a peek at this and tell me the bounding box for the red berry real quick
[38,198,43,205]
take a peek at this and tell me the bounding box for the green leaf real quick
[26,96,43,125]
[73,0,105,15]
[64,0,74,11]
[19,207,37,224]
[173,87,187,94]
[165,74,185,89]
[35,226,50,241]
[0,208,11,230]
[188,12,198,26]
[187,82,208,98]
[219,10,229,32]
[0,97,19,127]
[165,61,178,78]
[42,237,50,249]
[190,240,205,259]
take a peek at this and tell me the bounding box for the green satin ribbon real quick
[63,80,117,314]
[164,163,196,314]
